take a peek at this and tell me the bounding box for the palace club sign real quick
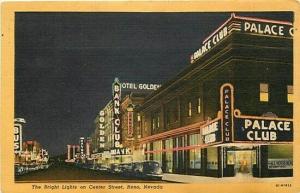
[234,115,293,142]
[216,83,293,143]
[220,84,234,142]
[191,13,293,64]
[112,78,121,148]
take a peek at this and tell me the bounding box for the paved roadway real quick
[15,163,165,183]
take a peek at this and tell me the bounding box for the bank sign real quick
[113,78,121,148]
[190,14,293,64]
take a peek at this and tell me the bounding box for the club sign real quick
[220,84,234,142]
[201,120,221,144]
[234,117,293,142]
[113,78,121,148]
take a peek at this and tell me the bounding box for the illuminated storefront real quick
[138,14,293,178]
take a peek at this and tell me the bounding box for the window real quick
[157,116,160,128]
[137,114,141,122]
[152,117,156,131]
[165,139,173,173]
[153,141,162,164]
[197,97,201,114]
[188,101,192,117]
[189,149,201,169]
[260,83,269,102]
[287,85,293,103]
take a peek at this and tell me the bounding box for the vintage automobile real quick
[130,161,163,180]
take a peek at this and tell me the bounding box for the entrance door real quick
[235,151,252,176]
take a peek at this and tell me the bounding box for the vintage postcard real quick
[1,1,300,193]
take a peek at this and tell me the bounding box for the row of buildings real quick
[14,118,49,165]
[66,13,293,178]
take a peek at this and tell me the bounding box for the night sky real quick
[15,12,293,156]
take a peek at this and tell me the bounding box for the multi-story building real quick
[90,100,114,165]
[137,13,293,178]
[119,92,147,163]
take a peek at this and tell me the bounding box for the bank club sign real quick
[218,83,293,143]
[113,78,122,148]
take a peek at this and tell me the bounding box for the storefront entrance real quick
[235,150,253,176]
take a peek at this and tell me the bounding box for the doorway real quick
[235,150,253,176]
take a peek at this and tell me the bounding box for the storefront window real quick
[165,138,173,173]
[189,148,201,169]
[207,147,218,170]
[146,143,151,161]
[268,145,293,170]
[189,133,201,145]
[252,150,257,165]
[227,151,235,165]
[153,141,162,164]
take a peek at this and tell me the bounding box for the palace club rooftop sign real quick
[190,13,294,64]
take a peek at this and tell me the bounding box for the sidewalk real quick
[162,173,293,183]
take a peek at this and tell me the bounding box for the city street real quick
[15,163,166,183]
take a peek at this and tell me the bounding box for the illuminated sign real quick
[121,82,161,91]
[268,158,293,170]
[14,118,26,154]
[14,124,22,153]
[190,14,293,64]
[201,120,221,144]
[110,148,132,156]
[98,110,105,149]
[127,111,133,137]
[79,137,85,159]
[234,118,293,142]
[220,84,234,142]
[243,21,293,37]
[191,26,228,63]
[113,78,121,148]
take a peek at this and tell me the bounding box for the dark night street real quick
[15,163,166,182]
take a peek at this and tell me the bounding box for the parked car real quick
[130,161,163,180]
[15,165,26,176]
[131,162,144,178]
[119,163,133,176]
[142,161,163,180]
[109,164,122,174]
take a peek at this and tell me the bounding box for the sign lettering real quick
[201,120,221,144]
[234,118,293,142]
[221,84,234,142]
[98,110,105,149]
[113,78,121,148]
